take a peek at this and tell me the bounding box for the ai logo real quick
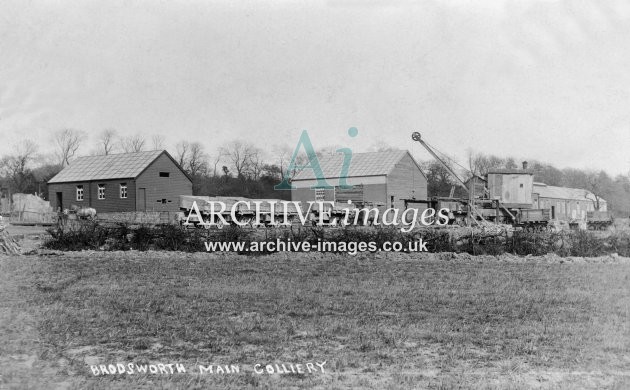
[274,127,358,190]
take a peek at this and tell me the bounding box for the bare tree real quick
[467,149,504,177]
[262,163,283,181]
[176,141,190,167]
[173,141,209,177]
[120,134,146,153]
[504,157,518,170]
[211,152,224,177]
[585,170,612,211]
[273,145,291,177]
[54,129,84,167]
[97,129,117,155]
[0,140,39,192]
[246,148,265,180]
[152,134,165,150]
[220,140,257,180]
[273,144,311,180]
[531,161,563,186]
[186,142,208,177]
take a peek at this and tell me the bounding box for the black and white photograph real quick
[1,1,629,389]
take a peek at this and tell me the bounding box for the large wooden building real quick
[47,150,192,213]
[290,150,427,210]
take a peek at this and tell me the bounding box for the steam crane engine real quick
[409,132,549,228]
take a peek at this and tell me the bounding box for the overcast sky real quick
[1,0,629,176]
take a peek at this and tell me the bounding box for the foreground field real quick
[1,250,629,389]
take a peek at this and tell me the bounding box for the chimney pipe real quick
[522,161,528,170]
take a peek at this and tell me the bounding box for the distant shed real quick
[47,150,192,213]
[290,150,427,210]
[533,182,607,221]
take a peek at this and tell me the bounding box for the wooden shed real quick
[533,183,607,221]
[290,150,427,211]
[47,150,192,213]
[486,169,534,209]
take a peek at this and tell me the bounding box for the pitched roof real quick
[533,183,606,203]
[48,150,165,183]
[292,150,423,180]
[465,175,487,183]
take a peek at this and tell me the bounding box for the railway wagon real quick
[586,210,614,230]
[515,208,551,230]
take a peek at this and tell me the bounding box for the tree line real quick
[1,129,629,216]
[0,129,304,201]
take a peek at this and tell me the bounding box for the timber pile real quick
[447,224,514,240]
[0,225,21,254]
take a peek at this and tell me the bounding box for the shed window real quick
[76,185,84,201]
[98,184,105,200]
[159,172,170,177]
[120,183,128,199]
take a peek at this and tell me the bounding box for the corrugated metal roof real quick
[292,150,413,180]
[534,183,606,203]
[48,150,164,183]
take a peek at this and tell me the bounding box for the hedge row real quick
[43,222,630,257]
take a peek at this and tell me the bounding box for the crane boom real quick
[411,132,490,225]
[411,132,468,193]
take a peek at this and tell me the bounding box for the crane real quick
[411,132,469,193]
[411,132,492,225]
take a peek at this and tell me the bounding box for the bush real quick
[508,230,560,256]
[47,223,193,252]
[45,221,110,251]
[421,229,455,253]
[43,221,630,258]
[606,232,630,257]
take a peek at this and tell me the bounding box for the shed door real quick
[138,188,146,212]
[56,192,63,211]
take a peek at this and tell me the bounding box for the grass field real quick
[1,250,629,389]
